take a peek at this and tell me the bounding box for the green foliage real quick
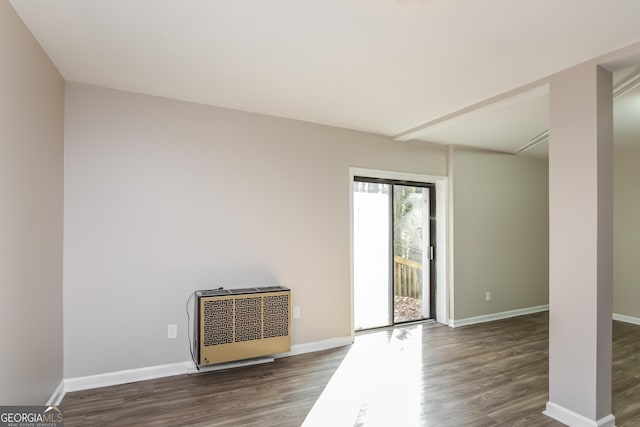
[393,186,424,263]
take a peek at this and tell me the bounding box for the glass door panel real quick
[393,185,428,324]
[353,181,391,330]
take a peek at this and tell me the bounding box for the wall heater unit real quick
[195,286,291,366]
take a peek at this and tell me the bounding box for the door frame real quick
[349,168,449,336]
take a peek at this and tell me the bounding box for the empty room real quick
[2,1,640,426]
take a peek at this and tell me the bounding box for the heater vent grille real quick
[235,297,262,342]
[203,299,233,346]
[196,287,291,365]
[263,294,289,338]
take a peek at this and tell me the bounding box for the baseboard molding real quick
[449,310,640,328]
[46,380,65,406]
[613,313,640,326]
[63,335,353,394]
[64,361,193,393]
[449,305,549,328]
[277,336,353,358]
[544,402,616,427]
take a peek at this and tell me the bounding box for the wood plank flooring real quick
[61,313,640,426]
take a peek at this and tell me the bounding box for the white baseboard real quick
[449,304,549,328]
[544,402,616,427]
[613,313,640,326]
[277,336,353,358]
[64,361,193,393]
[46,380,65,406]
[62,336,353,394]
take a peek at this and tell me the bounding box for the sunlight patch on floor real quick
[303,325,424,426]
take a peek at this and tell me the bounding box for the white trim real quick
[64,361,193,393]
[613,313,640,326]
[348,169,356,339]
[435,178,449,325]
[63,336,352,393]
[449,305,549,328]
[46,381,65,406]
[276,336,353,358]
[446,146,455,325]
[544,402,616,427]
[448,308,640,329]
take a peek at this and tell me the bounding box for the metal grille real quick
[203,299,233,346]
[263,294,289,338]
[234,297,262,342]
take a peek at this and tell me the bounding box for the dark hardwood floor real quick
[61,313,640,426]
[613,320,640,426]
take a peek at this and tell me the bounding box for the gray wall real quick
[450,147,549,320]
[614,145,640,319]
[0,2,64,404]
[63,83,447,377]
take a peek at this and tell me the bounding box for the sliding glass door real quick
[354,177,435,331]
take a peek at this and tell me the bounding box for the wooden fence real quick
[393,256,422,299]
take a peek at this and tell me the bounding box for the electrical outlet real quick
[293,306,301,319]
[168,324,177,339]
[485,291,491,302]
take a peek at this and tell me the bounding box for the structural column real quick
[545,63,614,426]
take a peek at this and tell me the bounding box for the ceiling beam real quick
[391,78,550,142]
[516,68,640,154]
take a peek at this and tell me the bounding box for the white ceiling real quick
[398,85,551,154]
[10,0,640,155]
[394,65,640,158]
